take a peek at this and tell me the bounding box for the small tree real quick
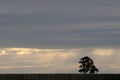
[78,56,99,74]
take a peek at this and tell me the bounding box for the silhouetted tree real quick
[78,56,99,74]
[89,65,99,74]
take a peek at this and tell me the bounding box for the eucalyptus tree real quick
[78,56,99,74]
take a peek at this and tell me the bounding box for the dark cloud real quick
[0,0,120,73]
[0,0,120,48]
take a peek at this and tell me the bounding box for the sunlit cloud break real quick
[0,48,63,55]
[0,66,33,69]
[0,48,119,73]
[93,49,114,56]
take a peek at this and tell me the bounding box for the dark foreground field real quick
[0,74,120,80]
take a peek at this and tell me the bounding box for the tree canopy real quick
[78,56,99,74]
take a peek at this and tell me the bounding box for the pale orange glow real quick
[0,66,33,69]
[0,48,119,73]
[93,49,114,56]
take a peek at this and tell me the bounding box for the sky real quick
[0,0,120,73]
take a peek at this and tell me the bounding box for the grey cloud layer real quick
[0,0,120,48]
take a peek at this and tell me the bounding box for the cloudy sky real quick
[0,0,120,73]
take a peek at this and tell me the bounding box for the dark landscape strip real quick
[0,74,120,80]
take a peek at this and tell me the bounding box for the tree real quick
[78,56,99,74]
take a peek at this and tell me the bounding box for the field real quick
[0,74,120,80]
